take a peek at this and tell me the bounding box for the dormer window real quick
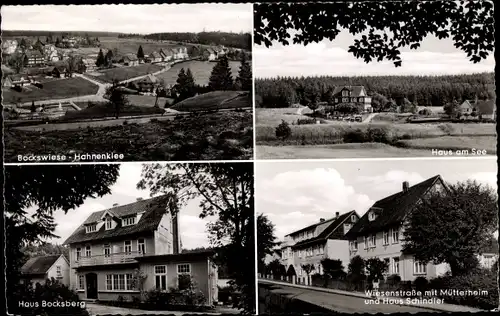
[351,215,357,222]
[342,89,349,96]
[105,217,113,230]
[344,223,352,232]
[86,224,97,233]
[122,216,136,227]
[368,211,376,221]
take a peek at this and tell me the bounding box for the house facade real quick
[280,211,360,285]
[20,254,70,287]
[460,99,496,121]
[24,50,46,66]
[43,44,59,62]
[63,196,218,305]
[159,49,174,62]
[203,48,217,61]
[331,85,372,112]
[173,47,189,60]
[123,54,139,66]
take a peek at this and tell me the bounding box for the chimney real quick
[335,212,340,218]
[319,218,325,222]
[136,197,143,201]
[402,181,410,193]
[112,203,119,207]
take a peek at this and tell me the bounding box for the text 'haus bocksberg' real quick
[276,175,498,285]
[62,195,218,304]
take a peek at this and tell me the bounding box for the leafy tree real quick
[55,37,61,47]
[275,120,292,141]
[254,1,494,67]
[267,259,282,278]
[365,258,389,283]
[444,99,462,117]
[236,53,252,91]
[402,180,498,277]
[137,45,145,59]
[19,38,28,50]
[137,163,256,313]
[347,255,367,287]
[22,243,70,260]
[286,265,297,277]
[371,92,390,112]
[257,214,278,273]
[96,49,105,68]
[208,55,234,91]
[108,84,129,119]
[8,52,25,74]
[5,165,120,315]
[321,258,346,280]
[301,264,315,282]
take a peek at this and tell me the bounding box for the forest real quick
[144,32,252,50]
[2,30,120,38]
[255,73,495,110]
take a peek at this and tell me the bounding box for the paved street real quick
[85,303,222,315]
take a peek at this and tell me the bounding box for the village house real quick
[330,85,373,112]
[149,51,163,63]
[459,98,496,120]
[280,211,360,285]
[173,46,189,60]
[2,39,19,55]
[51,65,70,78]
[159,48,174,62]
[136,74,160,93]
[81,58,97,73]
[20,254,70,287]
[43,44,59,62]
[478,239,499,269]
[24,50,46,67]
[123,54,139,66]
[3,74,32,88]
[203,48,217,61]
[63,195,218,304]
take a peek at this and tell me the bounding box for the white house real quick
[20,254,71,287]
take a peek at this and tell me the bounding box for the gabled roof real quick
[346,175,443,238]
[21,255,62,276]
[150,51,161,59]
[25,50,43,58]
[460,100,475,108]
[124,54,138,61]
[64,195,171,245]
[475,99,496,115]
[292,211,358,248]
[332,85,366,97]
[137,74,159,85]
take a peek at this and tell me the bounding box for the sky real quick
[254,30,496,77]
[31,163,213,250]
[0,4,252,34]
[255,158,498,242]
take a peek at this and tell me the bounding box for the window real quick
[105,217,113,230]
[392,228,400,244]
[124,240,132,254]
[122,216,136,227]
[368,211,376,221]
[342,90,349,96]
[350,240,358,251]
[76,248,81,261]
[334,98,338,103]
[56,265,62,277]
[383,231,390,245]
[383,258,390,273]
[126,273,133,290]
[85,245,91,257]
[351,215,357,222]
[106,274,134,291]
[178,264,191,274]
[359,97,364,102]
[364,236,368,249]
[414,261,427,275]
[177,264,192,290]
[79,275,85,290]
[393,257,400,274]
[86,224,97,233]
[106,275,112,290]
[344,223,352,232]
[369,235,376,248]
[155,265,167,291]
[118,274,125,290]
[351,97,356,102]
[342,97,349,102]
[137,239,146,255]
[104,244,111,257]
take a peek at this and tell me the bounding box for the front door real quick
[86,273,98,299]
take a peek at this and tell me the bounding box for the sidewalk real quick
[259,279,485,313]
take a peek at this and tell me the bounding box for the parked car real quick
[355,116,362,122]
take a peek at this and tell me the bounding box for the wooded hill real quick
[255,73,495,109]
[144,32,252,50]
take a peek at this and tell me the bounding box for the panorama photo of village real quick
[253,1,496,159]
[2,4,253,163]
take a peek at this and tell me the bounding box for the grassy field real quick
[256,108,309,125]
[99,37,187,55]
[396,136,497,154]
[2,77,99,104]
[156,60,241,86]
[171,91,251,111]
[126,95,174,108]
[5,111,253,161]
[63,103,164,120]
[91,64,164,83]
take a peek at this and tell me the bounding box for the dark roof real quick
[332,85,366,97]
[346,175,443,238]
[21,255,61,276]
[25,50,43,58]
[135,250,215,263]
[475,99,495,115]
[124,54,138,61]
[63,195,171,245]
[150,51,161,59]
[292,211,358,248]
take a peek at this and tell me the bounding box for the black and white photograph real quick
[253,1,495,159]
[256,158,498,313]
[5,162,256,315]
[2,4,253,163]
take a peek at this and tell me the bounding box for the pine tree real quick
[208,55,234,91]
[105,50,114,66]
[236,53,252,91]
[174,68,196,103]
[137,45,145,59]
[96,49,105,67]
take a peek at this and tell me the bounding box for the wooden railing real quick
[74,251,143,267]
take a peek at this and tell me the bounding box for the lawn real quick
[126,95,174,108]
[90,64,164,83]
[396,136,497,154]
[4,111,253,161]
[156,60,241,86]
[171,91,251,111]
[63,103,165,120]
[2,77,99,104]
[256,108,310,125]
[100,37,187,55]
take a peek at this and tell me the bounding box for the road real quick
[260,280,431,314]
[362,112,379,123]
[85,303,222,315]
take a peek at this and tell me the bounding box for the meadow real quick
[171,91,251,111]
[156,60,242,86]
[90,64,164,83]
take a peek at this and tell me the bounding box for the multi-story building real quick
[24,50,46,67]
[280,210,360,285]
[63,195,218,304]
[330,85,372,112]
[173,46,189,60]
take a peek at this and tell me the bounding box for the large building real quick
[280,210,360,285]
[63,196,218,304]
[330,85,372,112]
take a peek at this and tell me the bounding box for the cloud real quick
[179,214,210,249]
[254,41,495,78]
[357,171,427,194]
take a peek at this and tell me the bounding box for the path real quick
[85,303,220,316]
[362,112,379,123]
[259,279,484,313]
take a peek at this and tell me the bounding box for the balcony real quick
[73,251,143,267]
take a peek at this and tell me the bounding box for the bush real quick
[413,276,428,293]
[366,126,391,143]
[275,120,292,141]
[386,274,402,285]
[297,118,317,125]
[343,129,367,143]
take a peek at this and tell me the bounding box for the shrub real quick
[275,120,292,141]
[123,120,129,125]
[297,118,317,125]
[343,129,367,143]
[386,274,402,285]
[413,276,429,293]
[366,126,391,143]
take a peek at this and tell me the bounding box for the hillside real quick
[171,91,251,112]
